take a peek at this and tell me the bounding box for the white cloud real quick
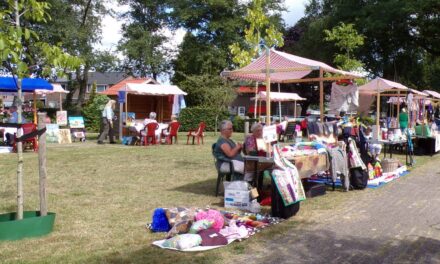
[282,0,308,26]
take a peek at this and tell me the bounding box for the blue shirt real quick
[9,111,26,123]
[102,106,114,120]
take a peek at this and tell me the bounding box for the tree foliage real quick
[82,93,109,132]
[324,22,364,71]
[178,74,235,110]
[229,0,285,67]
[285,0,440,90]
[117,0,172,79]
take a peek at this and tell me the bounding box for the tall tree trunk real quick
[76,65,90,110]
[14,0,24,220]
[64,72,77,111]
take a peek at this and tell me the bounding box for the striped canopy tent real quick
[423,90,440,102]
[358,77,428,133]
[221,49,362,123]
[252,91,306,119]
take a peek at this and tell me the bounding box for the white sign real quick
[263,125,277,143]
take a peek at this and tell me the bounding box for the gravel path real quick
[234,159,440,264]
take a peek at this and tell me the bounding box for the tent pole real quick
[397,90,400,121]
[254,82,258,119]
[294,101,297,118]
[265,47,271,158]
[376,80,380,139]
[265,47,271,126]
[59,93,63,111]
[319,68,324,122]
[278,83,281,122]
[33,92,37,124]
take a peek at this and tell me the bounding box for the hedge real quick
[178,106,229,132]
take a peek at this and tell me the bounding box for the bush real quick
[81,94,110,132]
[179,106,229,132]
[231,115,245,132]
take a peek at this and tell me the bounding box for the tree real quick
[117,0,172,79]
[324,22,364,71]
[179,74,235,109]
[286,0,440,90]
[34,0,109,113]
[229,0,285,67]
[0,0,80,220]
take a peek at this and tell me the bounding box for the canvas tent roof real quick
[34,83,69,95]
[221,49,362,83]
[253,91,306,102]
[0,77,53,92]
[358,77,409,94]
[423,90,440,99]
[123,83,187,96]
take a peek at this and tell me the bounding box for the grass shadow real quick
[170,178,218,196]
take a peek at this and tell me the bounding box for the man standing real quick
[97,100,116,144]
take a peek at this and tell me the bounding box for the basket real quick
[381,158,399,173]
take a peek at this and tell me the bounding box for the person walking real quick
[97,100,116,144]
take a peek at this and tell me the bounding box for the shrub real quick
[179,106,229,132]
[231,115,245,132]
[81,94,110,132]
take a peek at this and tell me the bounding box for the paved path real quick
[235,159,440,264]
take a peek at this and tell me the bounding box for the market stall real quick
[253,91,306,119]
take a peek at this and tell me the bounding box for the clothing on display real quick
[329,83,359,115]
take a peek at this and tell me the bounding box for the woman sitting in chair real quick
[213,120,244,177]
[244,123,266,156]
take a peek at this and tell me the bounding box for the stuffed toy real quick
[151,208,171,232]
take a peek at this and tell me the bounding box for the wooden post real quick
[319,68,324,122]
[278,83,282,122]
[16,78,24,220]
[38,112,48,216]
[254,82,258,119]
[33,92,37,124]
[397,90,400,120]
[375,78,381,138]
[265,47,271,126]
[59,93,63,111]
[294,101,297,118]
[119,102,123,141]
[265,47,271,157]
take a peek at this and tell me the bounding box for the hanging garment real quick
[329,83,359,115]
[348,138,366,170]
[328,145,350,191]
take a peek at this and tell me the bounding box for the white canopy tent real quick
[34,83,69,111]
[123,83,187,96]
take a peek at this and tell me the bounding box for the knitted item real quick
[151,208,171,232]
[195,209,224,231]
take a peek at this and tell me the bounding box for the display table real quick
[243,155,274,195]
[367,139,407,158]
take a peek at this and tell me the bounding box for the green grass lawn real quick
[0,133,434,263]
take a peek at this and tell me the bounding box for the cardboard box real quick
[224,189,250,210]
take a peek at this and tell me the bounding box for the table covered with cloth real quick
[280,142,330,179]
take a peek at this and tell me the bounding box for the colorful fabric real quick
[199,229,228,246]
[271,145,306,206]
[188,220,214,234]
[165,207,197,227]
[195,209,224,231]
[151,208,171,232]
[162,234,202,250]
[167,220,193,238]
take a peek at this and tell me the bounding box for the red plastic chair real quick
[13,123,38,152]
[165,121,180,144]
[186,121,206,145]
[143,122,159,145]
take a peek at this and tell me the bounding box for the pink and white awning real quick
[221,49,362,83]
[358,77,409,94]
[423,90,440,100]
[253,91,306,102]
